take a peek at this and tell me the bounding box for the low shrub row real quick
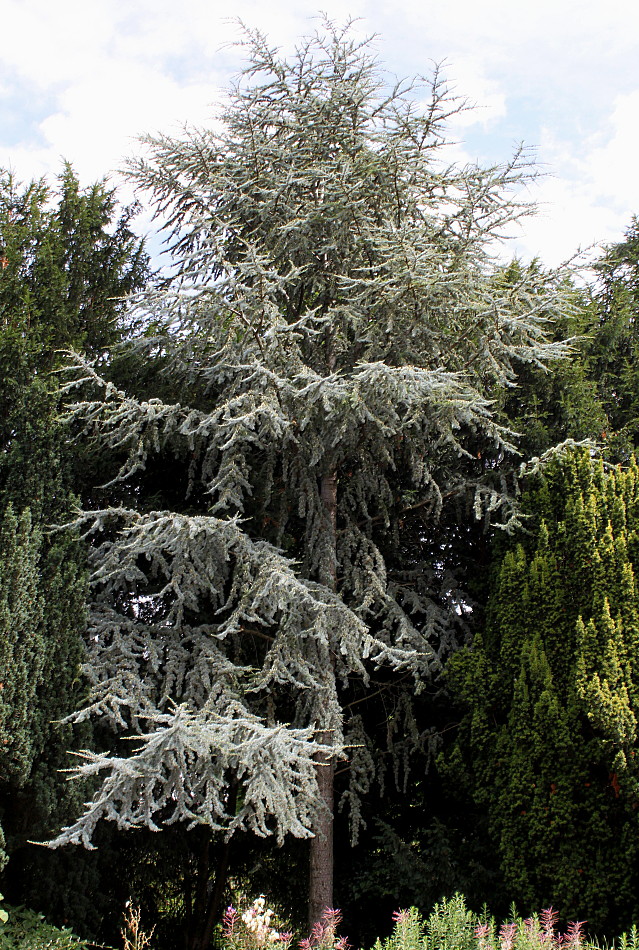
[4,892,639,950]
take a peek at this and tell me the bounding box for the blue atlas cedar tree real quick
[51,19,573,943]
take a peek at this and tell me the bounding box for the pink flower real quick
[499,922,517,950]
[562,920,586,949]
[474,922,492,950]
[541,908,559,939]
[299,909,347,950]
[223,906,239,938]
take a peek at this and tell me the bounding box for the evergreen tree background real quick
[589,217,639,457]
[0,165,148,934]
[493,262,607,459]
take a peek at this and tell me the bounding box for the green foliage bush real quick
[0,895,90,949]
[444,448,639,930]
[372,897,476,950]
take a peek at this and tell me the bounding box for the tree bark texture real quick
[189,784,237,950]
[308,746,335,929]
[309,470,338,929]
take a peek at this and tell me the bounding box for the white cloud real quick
[506,87,639,267]
[585,91,639,211]
[443,58,507,130]
[36,66,218,181]
[1,0,639,267]
[0,0,117,88]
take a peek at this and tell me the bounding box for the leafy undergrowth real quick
[373,894,639,950]
[0,895,91,949]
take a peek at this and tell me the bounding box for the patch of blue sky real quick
[0,75,58,153]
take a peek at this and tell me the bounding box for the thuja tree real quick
[52,22,572,942]
[0,165,148,929]
[0,507,43,866]
[445,448,639,931]
[0,163,148,362]
[589,216,639,456]
[493,263,607,460]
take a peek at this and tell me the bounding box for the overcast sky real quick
[1,0,638,268]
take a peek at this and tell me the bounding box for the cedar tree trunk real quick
[309,470,338,927]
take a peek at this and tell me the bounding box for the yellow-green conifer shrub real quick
[446,449,639,931]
